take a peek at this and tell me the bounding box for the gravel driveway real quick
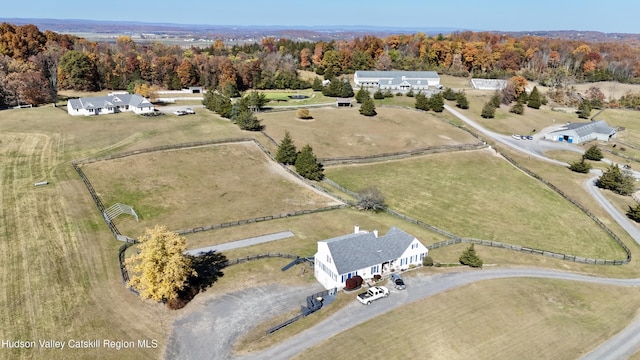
[165,283,324,359]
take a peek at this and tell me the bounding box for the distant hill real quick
[2,18,639,44]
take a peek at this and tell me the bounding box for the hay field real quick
[325,149,626,259]
[80,141,341,237]
[0,131,168,359]
[260,106,479,158]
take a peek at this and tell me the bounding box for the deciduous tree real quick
[125,225,196,303]
[356,186,386,212]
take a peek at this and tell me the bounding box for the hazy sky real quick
[3,0,639,33]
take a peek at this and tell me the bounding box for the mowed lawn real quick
[296,278,640,360]
[260,106,479,158]
[325,149,626,259]
[81,141,340,237]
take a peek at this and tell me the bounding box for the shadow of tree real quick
[167,251,227,310]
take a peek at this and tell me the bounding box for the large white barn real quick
[544,120,617,144]
[314,226,428,290]
[354,71,440,92]
[67,94,154,116]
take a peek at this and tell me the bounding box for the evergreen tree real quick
[489,91,502,108]
[295,144,324,180]
[415,93,429,111]
[459,244,483,268]
[275,131,298,165]
[406,89,415,97]
[235,110,262,131]
[355,87,370,103]
[578,101,592,119]
[527,86,542,109]
[125,225,196,303]
[481,102,496,118]
[359,98,377,116]
[246,91,267,112]
[373,89,385,99]
[428,93,445,112]
[584,145,603,161]
[311,77,323,91]
[340,80,355,98]
[568,158,592,173]
[442,87,457,101]
[455,91,469,109]
[510,102,525,115]
[596,164,636,196]
[627,204,640,223]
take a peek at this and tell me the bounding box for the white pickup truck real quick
[357,286,389,305]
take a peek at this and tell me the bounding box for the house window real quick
[370,265,379,274]
[327,255,331,264]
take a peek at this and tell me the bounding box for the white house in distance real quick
[67,94,154,116]
[544,120,617,144]
[314,226,429,290]
[354,70,440,92]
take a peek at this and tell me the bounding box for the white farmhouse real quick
[544,120,617,144]
[67,94,154,116]
[354,70,440,92]
[314,226,428,290]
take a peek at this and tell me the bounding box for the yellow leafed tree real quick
[126,225,196,302]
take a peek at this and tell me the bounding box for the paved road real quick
[231,268,640,360]
[184,231,295,255]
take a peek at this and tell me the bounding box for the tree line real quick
[2,22,640,108]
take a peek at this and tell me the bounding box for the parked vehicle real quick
[512,134,521,140]
[390,273,406,290]
[184,108,196,114]
[357,286,389,305]
[525,135,533,140]
[173,110,187,116]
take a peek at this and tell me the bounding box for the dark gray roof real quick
[322,227,418,274]
[553,120,616,137]
[68,94,151,111]
[355,70,439,80]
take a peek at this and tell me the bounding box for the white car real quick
[173,110,187,116]
[184,108,195,114]
[512,134,522,140]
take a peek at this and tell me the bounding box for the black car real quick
[390,273,406,290]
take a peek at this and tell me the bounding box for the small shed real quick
[187,87,203,94]
[336,98,352,107]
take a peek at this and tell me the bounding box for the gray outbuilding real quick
[544,120,616,144]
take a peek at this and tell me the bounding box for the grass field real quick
[80,141,340,237]
[325,149,626,259]
[295,278,640,360]
[260,106,479,158]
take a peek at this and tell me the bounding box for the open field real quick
[259,89,335,106]
[325,149,626,259]
[296,278,640,360]
[81,141,340,237]
[0,132,169,360]
[260,106,479,158]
